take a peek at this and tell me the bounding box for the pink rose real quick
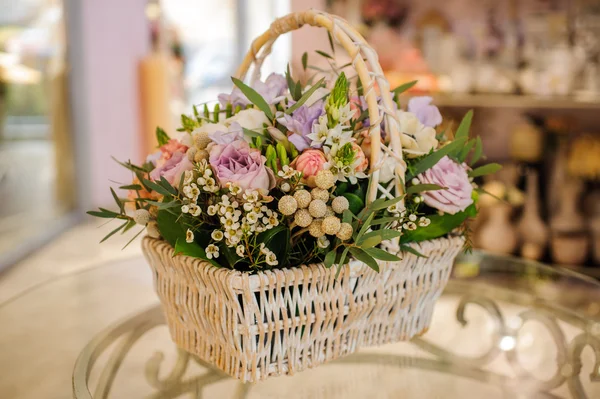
[209,140,275,191]
[149,151,194,186]
[291,149,327,187]
[158,139,188,161]
[418,156,473,215]
[351,143,368,173]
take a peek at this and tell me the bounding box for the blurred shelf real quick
[403,93,600,110]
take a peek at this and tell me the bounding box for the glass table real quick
[69,252,600,399]
[1,252,599,398]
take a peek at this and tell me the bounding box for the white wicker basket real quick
[142,9,466,382]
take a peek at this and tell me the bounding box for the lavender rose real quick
[149,151,194,186]
[218,73,287,107]
[208,122,244,145]
[418,156,473,215]
[277,101,323,151]
[209,139,276,191]
[408,96,442,127]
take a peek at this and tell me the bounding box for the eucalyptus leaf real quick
[301,52,308,70]
[156,127,170,146]
[349,247,379,272]
[406,184,445,195]
[455,110,473,141]
[469,163,502,178]
[400,245,428,258]
[324,250,337,268]
[110,187,125,214]
[392,80,418,96]
[457,139,476,163]
[100,221,128,243]
[407,137,467,180]
[364,247,401,262]
[471,136,484,166]
[359,229,402,246]
[119,184,143,191]
[231,77,274,120]
[285,78,326,114]
[141,178,174,197]
[327,31,335,53]
[315,49,334,60]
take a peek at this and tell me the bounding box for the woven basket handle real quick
[235,9,405,203]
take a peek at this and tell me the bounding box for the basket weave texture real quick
[142,235,463,382]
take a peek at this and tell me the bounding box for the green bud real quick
[203,104,210,119]
[289,144,299,159]
[254,136,263,149]
[225,103,232,118]
[246,104,253,109]
[193,105,200,121]
[213,103,220,123]
[234,105,241,114]
[276,143,289,166]
[265,145,278,172]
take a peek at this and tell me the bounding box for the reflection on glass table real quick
[73,252,600,399]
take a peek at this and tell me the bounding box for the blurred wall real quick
[66,0,149,209]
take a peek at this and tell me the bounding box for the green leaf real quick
[324,250,337,268]
[455,110,473,141]
[231,77,274,120]
[364,247,401,262]
[156,209,186,247]
[112,157,149,173]
[342,209,353,224]
[407,137,467,180]
[140,178,174,197]
[315,49,334,60]
[469,163,502,178]
[359,229,402,246]
[368,195,404,212]
[370,216,401,226]
[349,247,379,272]
[174,239,220,267]
[155,127,170,146]
[356,212,375,240]
[301,52,308,70]
[327,31,335,53]
[122,228,145,249]
[406,184,445,195]
[457,139,476,163]
[100,221,128,243]
[400,245,428,258]
[119,184,143,191]
[401,204,477,243]
[471,136,484,166]
[87,209,120,219]
[122,219,137,233]
[159,176,178,196]
[359,235,381,249]
[285,64,297,100]
[392,80,418,96]
[110,187,125,214]
[285,78,326,114]
[144,200,181,210]
[342,192,364,215]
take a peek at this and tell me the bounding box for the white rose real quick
[225,109,270,131]
[397,111,438,158]
[173,131,193,147]
[193,122,228,136]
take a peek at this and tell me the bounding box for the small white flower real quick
[228,183,242,195]
[277,165,297,179]
[207,205,218,216]
[246,212,259,224]
[337,103,354,124]
[317,235,330,249]
[418,217,430,227]
[205,244,219,259]
[324,124,353,148]
[203,178,218,192]
[413,196,422,204]
[265,251,278,266]
[281,182,291,192]
[203,168,213,177]
[242,189,260,203]
[197,177,206,186]
[181,205,190,214]
[408,214,417,222]
[211,230,224,241]
[183,170,195,185]
[411,178,420,185]
[186,229,194,243]
[307,115,329,147]
[403,222,417,231]
[189,204,201,217]
[259,243,267,254]
[236,245,245,257]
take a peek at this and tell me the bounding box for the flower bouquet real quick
[89,10,499,382]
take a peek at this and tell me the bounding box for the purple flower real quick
[277,101,323,151]
[209,140,276,191]
[218,73,288,108]
[149,151,194,186]
[408,96,442,127]
[208,122,244,145]
[417,156,473,215]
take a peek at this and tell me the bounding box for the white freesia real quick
[225,108,270,131]
[397,111,438,158]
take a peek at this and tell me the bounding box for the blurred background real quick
[1,0,600,278]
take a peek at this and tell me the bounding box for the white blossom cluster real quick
[386,203,431,231]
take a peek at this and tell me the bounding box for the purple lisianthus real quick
[277,101,323,152]
[408,96,442,127]
[209,139,276,191]
[149,151,193,186]
[417,156,473,215]
[208,122,244,145]
[218,73,287,107]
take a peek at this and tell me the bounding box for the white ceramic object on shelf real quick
[517,170,548,261]
[477,202,517,255]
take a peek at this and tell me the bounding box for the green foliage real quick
[285,78,326,114]
[406,137,467,180]
[469,163,502,178]
[155,127,170,146]
[231,77,274,120]
[301,52,308,70]
[401,204,477,243]
[392,80,418,96]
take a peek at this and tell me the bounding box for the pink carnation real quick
[418,156,473,215]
